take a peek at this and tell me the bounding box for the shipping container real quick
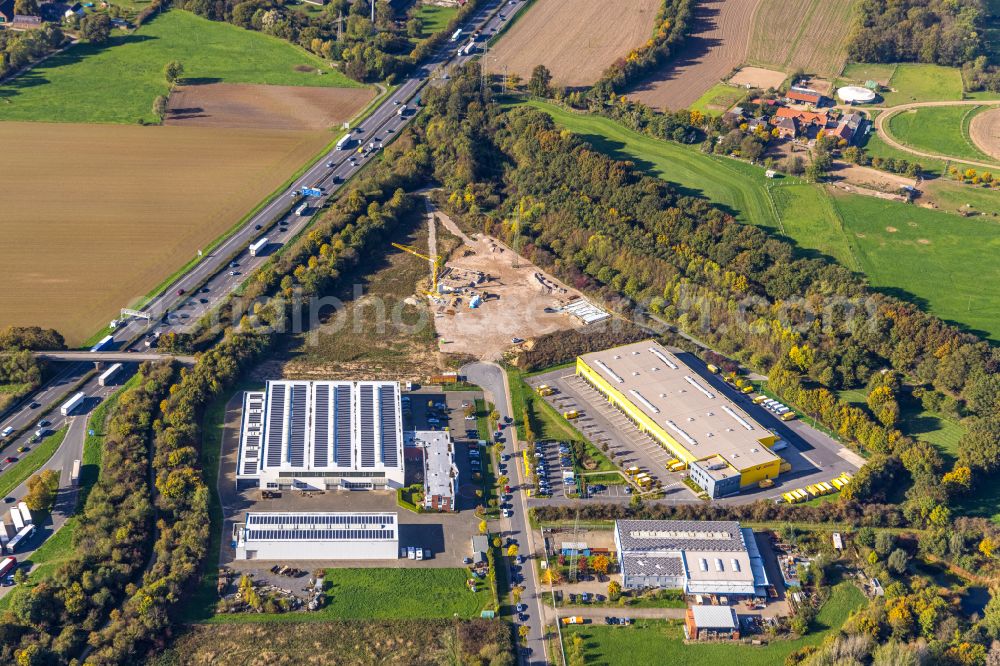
[17,503,31,526]
[61,391,86,416]
[98,363,123,387]
[249,238,269,257]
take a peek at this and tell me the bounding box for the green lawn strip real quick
[886,105,997,165]
[828,192,1000,343]
[581,471,626,485]
[0,10,361,125]
[181,380,262,623]
[203,568,491,623]
[881,64,964,106]
[840,63,897,85]
[0,427,67,500]
[415,3,459,38]
[561,581,864,666]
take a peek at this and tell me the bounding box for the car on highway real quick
[38,419,50,427]
[254,224,262,230]
[3,497,14,504]
[16,446,28,453]
[229,271,240,276]
[176,289,185,296]
[326,161,335,167]
[29,402,39,409]
[4,457,16,464]
[199,298,208,304]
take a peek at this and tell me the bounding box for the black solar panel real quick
[359,385,375,467]
[245,529,395,541]
[242,434,260,475]
[335,385,352,467]
[245,514,395,527]
[265,384,286,467]
[379,385,398,467]
[314,384,329,467]
[289,384,307,467]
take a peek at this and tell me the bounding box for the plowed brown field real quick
[165,83,376,130]
[627,0,763,110]
[747,0,856,77]
[0,122,331,343]
[488,0,661,88]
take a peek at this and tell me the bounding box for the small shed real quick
[685,605,740,640]
[561,541,590,557]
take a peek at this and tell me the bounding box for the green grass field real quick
[524,100,1000,342]
[839,62,897,85]
[563,582,864,666]
[829,192,1000,341]
[204,568,491,623]
[887,106,997,164]
[880,64,964,105]
[690,83,745,116]
[0,10,361,124]
[862,133,950,175]
[414,3,458,38]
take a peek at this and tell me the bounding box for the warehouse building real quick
[576,341,780,496]
[234,511,399,560]
[614,519,769,598]
[236,380,405,491]
[405,430,459,512]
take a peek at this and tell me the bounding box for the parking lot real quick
[528,357,861,504]
[216,388,487,572]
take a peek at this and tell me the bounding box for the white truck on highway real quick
[61,391,86,416]
[336,134,353,150]
[295,203,309,217]
[98,363,123,387]
[17,502,31,526]
[249,238,269,257]
[450,28,463,42]
[71,459,80,486]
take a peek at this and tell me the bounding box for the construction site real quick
[398,201,610,361]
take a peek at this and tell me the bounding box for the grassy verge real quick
[0,515,79,611]
[561,582,864,665]
[0,427,68,500]
[203,568,492,623]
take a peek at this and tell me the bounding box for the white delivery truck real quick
[249,238,269,257]
[98,363,123,387]
[61,391,86,416]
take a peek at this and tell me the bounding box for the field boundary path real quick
[874,100,1000,170]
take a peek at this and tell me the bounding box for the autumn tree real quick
[24,469,59,511]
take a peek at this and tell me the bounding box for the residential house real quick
[786,86,826,107]
[774,117,796,139]
[771,107,829,140]
[64,2,84,19]
[746,116,770,133]
[829,111,865,145]
[722,106,745,125]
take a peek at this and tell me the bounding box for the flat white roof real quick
[580,341,778,470]
[237,380,404,479]
[691,605,738,629]
[406,430,457,500]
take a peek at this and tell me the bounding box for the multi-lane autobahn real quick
[0,0,529,587]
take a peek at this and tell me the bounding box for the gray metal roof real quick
[621,554,684,578]
[616,520,748,553]
[691,605,738,629]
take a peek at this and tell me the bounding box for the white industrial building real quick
[234,512,399,560]
[614,519,769,598]
[236,380,405,491]
[406,430,458,512]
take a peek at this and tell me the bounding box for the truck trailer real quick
[450,28,462,42]
[6,525,34,553]
[71,459,81,486]
[336,134,353,150]
[0,556,15,579]
[61,391,86,416]
[90,334,114,352]
[10,508,24,532]
[98,363,123,387]
[17,503,31,526]
[249,238,269,257]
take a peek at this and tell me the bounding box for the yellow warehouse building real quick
[576,340,781,498]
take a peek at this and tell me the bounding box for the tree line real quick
[0,25,65,81]
[848,0,1000,91]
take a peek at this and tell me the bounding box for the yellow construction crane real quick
[391,243,443,295]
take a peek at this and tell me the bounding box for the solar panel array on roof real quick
[335,384,352,467]
[379,385,398,467]
[246,529,395,541]
[265,383,286,467]
[241,392,266,476]
[246,513,395,527]
[359,384,375,467]
[289,384,307,467]
[313,384,329,467]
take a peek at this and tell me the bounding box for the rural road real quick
[463,361,550,666]
[873,99,1000,169]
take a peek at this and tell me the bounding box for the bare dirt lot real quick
[729,66,787,90]
[747,0,856,77]
[165,82,376,131]
[488,0,661,88]
[970,106,1000,161]
[0,122,330,344]
[431,210,587,361]
[627,0,763,110]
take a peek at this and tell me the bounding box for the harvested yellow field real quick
[488,0,661,87]
[747,0,857,77]
[0,122,331,344]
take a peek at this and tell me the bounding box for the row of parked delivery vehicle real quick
[752,395,797,421]
[781,472,853,504]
